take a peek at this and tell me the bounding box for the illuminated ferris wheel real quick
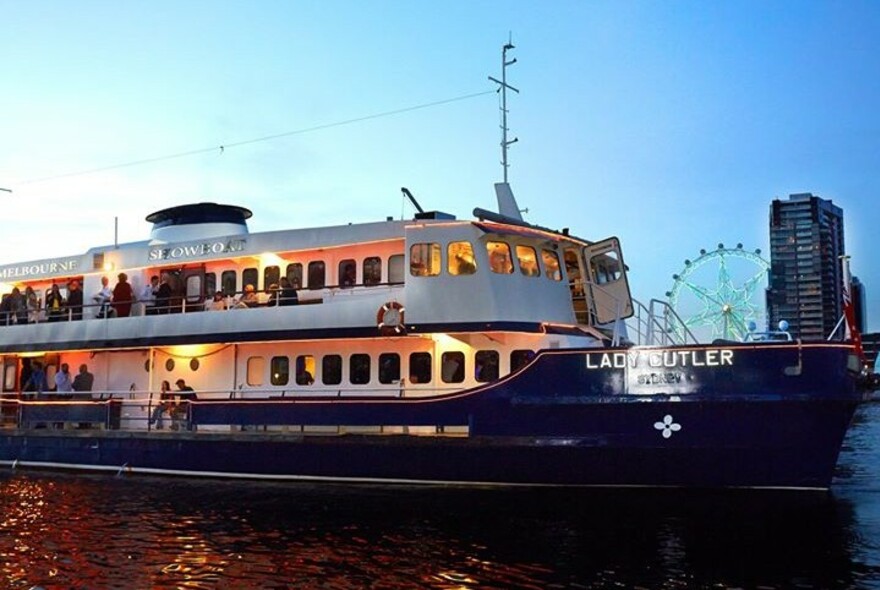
[666,243,770,341]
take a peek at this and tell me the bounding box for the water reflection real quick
[0,404,878,588]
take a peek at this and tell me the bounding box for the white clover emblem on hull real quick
[654,415,682,439]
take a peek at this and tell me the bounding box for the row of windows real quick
[410,241,563,280]
[246,349,536,387]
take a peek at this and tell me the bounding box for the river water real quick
[2,403,880,589]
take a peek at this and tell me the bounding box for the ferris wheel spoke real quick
[680,281,724,307]
[741,268,770,298]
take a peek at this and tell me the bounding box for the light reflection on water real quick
[1,403,880,589]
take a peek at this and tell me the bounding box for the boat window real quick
[542,249,562,281]
[264,266,280,291]
[221,270,237,296]
[322,355,342,385]
[286,263,303,289]
[409,352,432,384]
[388,254,405,284]
[448,241,477,275]
[185,275,202,303]
[441,352,465,384]
[3,362,15,391]
[363,257,382,286]
[204,272,217,299]
[308,261,326,289]
[270,356,289,386]
[165,359,175,372]
[410,243,441,277]
[475,350,500,382]
[487,241,514,274]
[516,245,540,277]
[589,250,622,285]
[510,349,535,372]
[189,358,200,371]
[564,249,581,283]
[350,354,371,385]
[339,259,357,288]
[295,355,315,386]
[243,268,259,292]
[378,353,400,384]
[246,358,264,386]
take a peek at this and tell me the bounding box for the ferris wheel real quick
[666,243,770,342]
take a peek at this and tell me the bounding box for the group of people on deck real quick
[0,272,303,323]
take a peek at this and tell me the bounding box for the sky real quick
[1,1,879,332]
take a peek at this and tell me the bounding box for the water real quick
[3,404,880,589]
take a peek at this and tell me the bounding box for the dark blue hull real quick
[0,343,867,490]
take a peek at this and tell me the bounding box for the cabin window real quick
[409,352,432,384]
[4,363,16,391]
[270,356,289,386]
[510,349,535,372]
[487,241,513,274]
[516,245,540,277]
[308,261,326,289]
[410,243,441,277]
[339,259,357,288]
[388,254,405,284]
[243,268,259,293]
[322,355,342,385]
[204,272,217,298]
[475,350,500,382]
[589,250,622,285]
[165,359,175,372]
[378,353,400,384]
[448,242,477,275]
[189,358,200,371]
[542,249,562,281]
[221,270,237,296]
[264,266,280,291]
[363,257,382,286]
[350,354,371,385]
[564,249,581,284]
[441,352,465,383]
[185,275,202,304]
[286,263,304,289]
[295,355,315,385]
[247,356,265,386]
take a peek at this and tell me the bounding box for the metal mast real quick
[488,36,519,183]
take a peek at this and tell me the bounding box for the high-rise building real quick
[767,193,845,341]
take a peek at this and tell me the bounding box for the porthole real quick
[190,358,200,371]
[144,360,151,373]
[165,358,175,372]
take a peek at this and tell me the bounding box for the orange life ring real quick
[377,301,406,335]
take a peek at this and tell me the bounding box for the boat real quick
[0,46,872,490]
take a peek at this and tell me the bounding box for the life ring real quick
[377,301,406,335]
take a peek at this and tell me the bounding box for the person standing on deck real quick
[155,273,172,314]
[112,273,134,318]
[279,277,298,306]
[141,275,159,315]
[27,362,48,395]
[72,364,94,392]
[67,279,84,320]
[46,283,66,322]
[94,276,112,318]
[54,363,73,394]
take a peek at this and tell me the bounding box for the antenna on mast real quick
[487,34,524,221]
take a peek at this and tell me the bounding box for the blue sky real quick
[1,1,879,331]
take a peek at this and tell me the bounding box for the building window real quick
[308,261,326,289]
[296,355,315,385]
[475,350,500,382]
[516,245,540,277]
[542,250,562,281]
[441,351,465,384]
[510,349,535,372]
[286,263,303,289]
[221,270,237,296]
[247,356,265,386]
[339,259,357,288]
[243,267,259,292]
[487,241,513,274]
[389,254,405,283]
[409,352,432,384]
[350,354,371,385]
[363,257,382,286]
[448,241,477,275]
[264,266,280,290]
[322,355,342,385]
[410,243,441,276]
[270,356,289,386]
[378,353,400,384]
